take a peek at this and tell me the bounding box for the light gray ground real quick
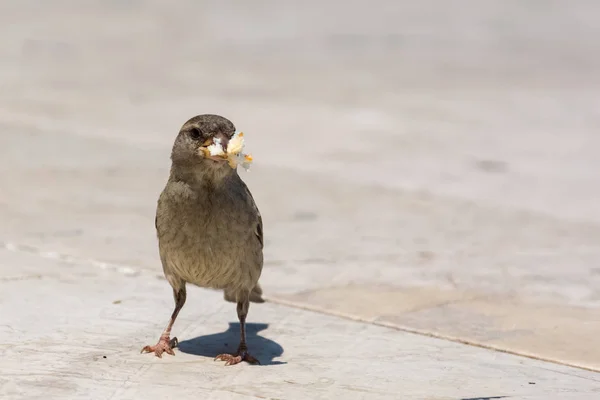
[1,1,599,398]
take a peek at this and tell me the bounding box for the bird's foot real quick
[215,348,260,366]
[140,335,178,358]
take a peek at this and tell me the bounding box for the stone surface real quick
[0,0,599,398]
[1,249,599,400]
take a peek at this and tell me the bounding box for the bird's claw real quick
[215,351,260,366]
[141,336,178,358]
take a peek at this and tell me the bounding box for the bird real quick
[141,114,264,366]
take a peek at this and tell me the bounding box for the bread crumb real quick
[201,131,253,170]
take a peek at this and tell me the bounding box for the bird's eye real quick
[189,128,202,140]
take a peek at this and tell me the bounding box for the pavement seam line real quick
[2,239,598,375]
[0,240,141,277]
[264,296,600,375]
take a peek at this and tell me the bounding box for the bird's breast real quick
[156,190,260,289]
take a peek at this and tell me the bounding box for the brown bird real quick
[141,114,264,365]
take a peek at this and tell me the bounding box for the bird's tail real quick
[224,283,265,303]
[249,283,265,303]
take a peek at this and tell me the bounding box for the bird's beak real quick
[200,133,230,150]
[199,132,230,162]
[213,132,230,150]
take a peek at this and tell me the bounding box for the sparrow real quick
[141,114,264,365]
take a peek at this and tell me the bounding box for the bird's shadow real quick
[178,322,286,366]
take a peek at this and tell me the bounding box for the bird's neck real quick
[169,163,236,189]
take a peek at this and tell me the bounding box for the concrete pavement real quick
[1,0,599,398]
[1,248,599,399]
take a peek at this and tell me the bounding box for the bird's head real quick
[170,114,237,181]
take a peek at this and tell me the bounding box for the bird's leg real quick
[141,287,186,358]
[215,299,260,365]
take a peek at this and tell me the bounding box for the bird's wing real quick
[239,179,263,249]
[256,208,264,249]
